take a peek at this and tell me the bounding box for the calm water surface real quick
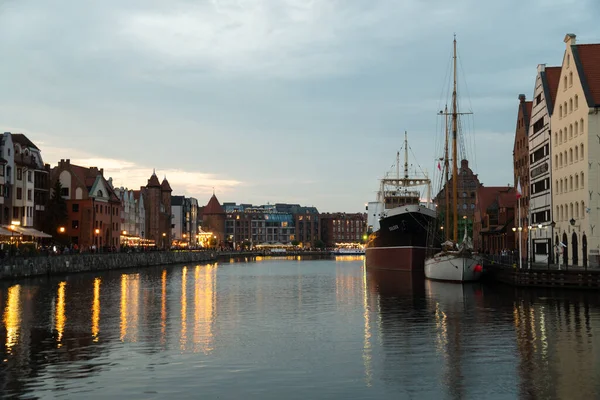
[1,256,600,399]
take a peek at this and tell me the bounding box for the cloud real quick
[39,143,242,198]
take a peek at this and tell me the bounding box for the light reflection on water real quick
[0,258,599,399]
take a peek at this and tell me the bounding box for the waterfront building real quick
[513,94,533,259]
[202,193,226,246]
[473,186,517,254]
[528,64,561,263]
[114,186,146,244]
[51,159,122,250]
[0,132,49,228]
[320,212,367,247]
[433,159,481,239]
[139,172,172,249]
[550,33,600,267]
[171,195,199,247]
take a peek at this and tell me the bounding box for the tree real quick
[43,180,68,241]
[291,240,300,247]
[313,239,325,249]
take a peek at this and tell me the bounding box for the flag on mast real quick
[516,177,522,199]
[437,161,441,171]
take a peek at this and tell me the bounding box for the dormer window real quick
[97,190,103,197]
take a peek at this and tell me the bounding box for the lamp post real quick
[528,225,533,269]
[94,228,100,252]
[162,232,166,250]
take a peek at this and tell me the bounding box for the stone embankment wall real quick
[0,251,217,280]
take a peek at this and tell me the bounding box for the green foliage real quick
[291,240,300,246]
[43,180,68,239]
[313,239,325,249]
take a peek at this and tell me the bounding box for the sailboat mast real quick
[444,104,450,238]
[451,35,459,243]
[404,131,409,179]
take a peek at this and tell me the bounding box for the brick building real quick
[320,212,367,247]
[140,171,172,249]
[51,159,122,250]
[473,186,517,254]
[202,194,226,245]
[513,94,533,253]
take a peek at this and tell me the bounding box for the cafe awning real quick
[4,226,53,238]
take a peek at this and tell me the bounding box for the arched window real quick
[575,146,579,161]
[575,174,579,189]
[97,190,103,197]
[569,72,573,86]
[581,172,585,188]
[564,151,568,164]
[569,148,573,163]
[560,105,563,118]
[560,153,563,167]
[575,121,578,137]
[575,95,579,109]
[555,180,559,193]
[581,119,584,134]
[569,124,573,139]
[570,203,574,219]
[582,201,586,217]
[575,202,579,218]
[559,129,563,144]
[555,154,559,168]
[564,102,567,113]
[560,205,564,221]
[581,143,584,159]
[567,54,570,67]
[555,132,558,146]
[569,98,573,112]
[570,176,574,190]
[560,179,563,193]
[564,76,567,90]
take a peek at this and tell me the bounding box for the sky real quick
[1,0,598,213]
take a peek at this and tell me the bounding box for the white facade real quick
[114,187,146,238]
[550,34,600,267]
[172,203,183,239]
[528,64,557,263]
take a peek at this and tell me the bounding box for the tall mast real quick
[404,131,409,179]
[452,35,459,243]
[396,151,400,181]
[444,104,450,238]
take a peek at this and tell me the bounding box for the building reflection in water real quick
[4,284,21,354]
[161,269,167,346]
[92,278,101,342]
[361,266,373,387]
[120,273,140,342]
[180,266,188,350]
[193,263,217,353]
[55,281,67,348]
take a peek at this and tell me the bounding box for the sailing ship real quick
[365,132,438,272]
[424,36,483,282]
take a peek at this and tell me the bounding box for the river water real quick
[1,256,599,399]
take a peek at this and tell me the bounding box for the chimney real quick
[518,94,526,103]
[537,63,546,73]
[564,33,576,46]
[66,159,70,165]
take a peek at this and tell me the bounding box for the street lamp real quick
[58,226,66,234]
[162,232,166,250]
[550,221,556,266]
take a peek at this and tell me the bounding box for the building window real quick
[564,76,567,90]
[0,165,3,176]
[27,189,32,201]
[569,98,573,113]
[581,119,584,134]
[72,203,79,212]
[581,172,584,189]
[569,72,573,86]
[61,187,69,197]
[27,171,32,182]
[72,220,79,229]
[575,95,579,109]
[535,94,542,105]
[17,168,22,181]
[575,121,579,137]
[16,187,22,200]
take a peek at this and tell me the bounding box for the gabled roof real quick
[541,66,561,115]
[11,133,39,150]
[203,194,224,215]
[572,43,600,107]
[476,186,512,216]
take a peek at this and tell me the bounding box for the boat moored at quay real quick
[365,132,438,272]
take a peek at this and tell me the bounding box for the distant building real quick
[139,171,172,249]
[202,194,226,245]
[320,212,367,247]
[171,195,199,246]
[114,186,146,243]
[51,159,122,250]
[433,159,481,239]
[528,64,561,263]
[513,94,533,257]
[473,186,517,254]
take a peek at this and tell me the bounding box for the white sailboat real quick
[424,36,483,282]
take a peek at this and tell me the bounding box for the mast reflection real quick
[120,273,140,342]
[161,269,167,345]
[180,266,188,350]
[193,263,217,353]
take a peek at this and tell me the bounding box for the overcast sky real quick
[1,0,598,212]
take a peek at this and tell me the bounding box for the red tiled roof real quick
[544,66,561,108]
[132,190,141,200]
[476,186,509,214]
[524,101,532,127]
[574,43,600,106]
[203,194,224,215]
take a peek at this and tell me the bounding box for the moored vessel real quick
[424,36,482,283]
[365,132,438,272]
